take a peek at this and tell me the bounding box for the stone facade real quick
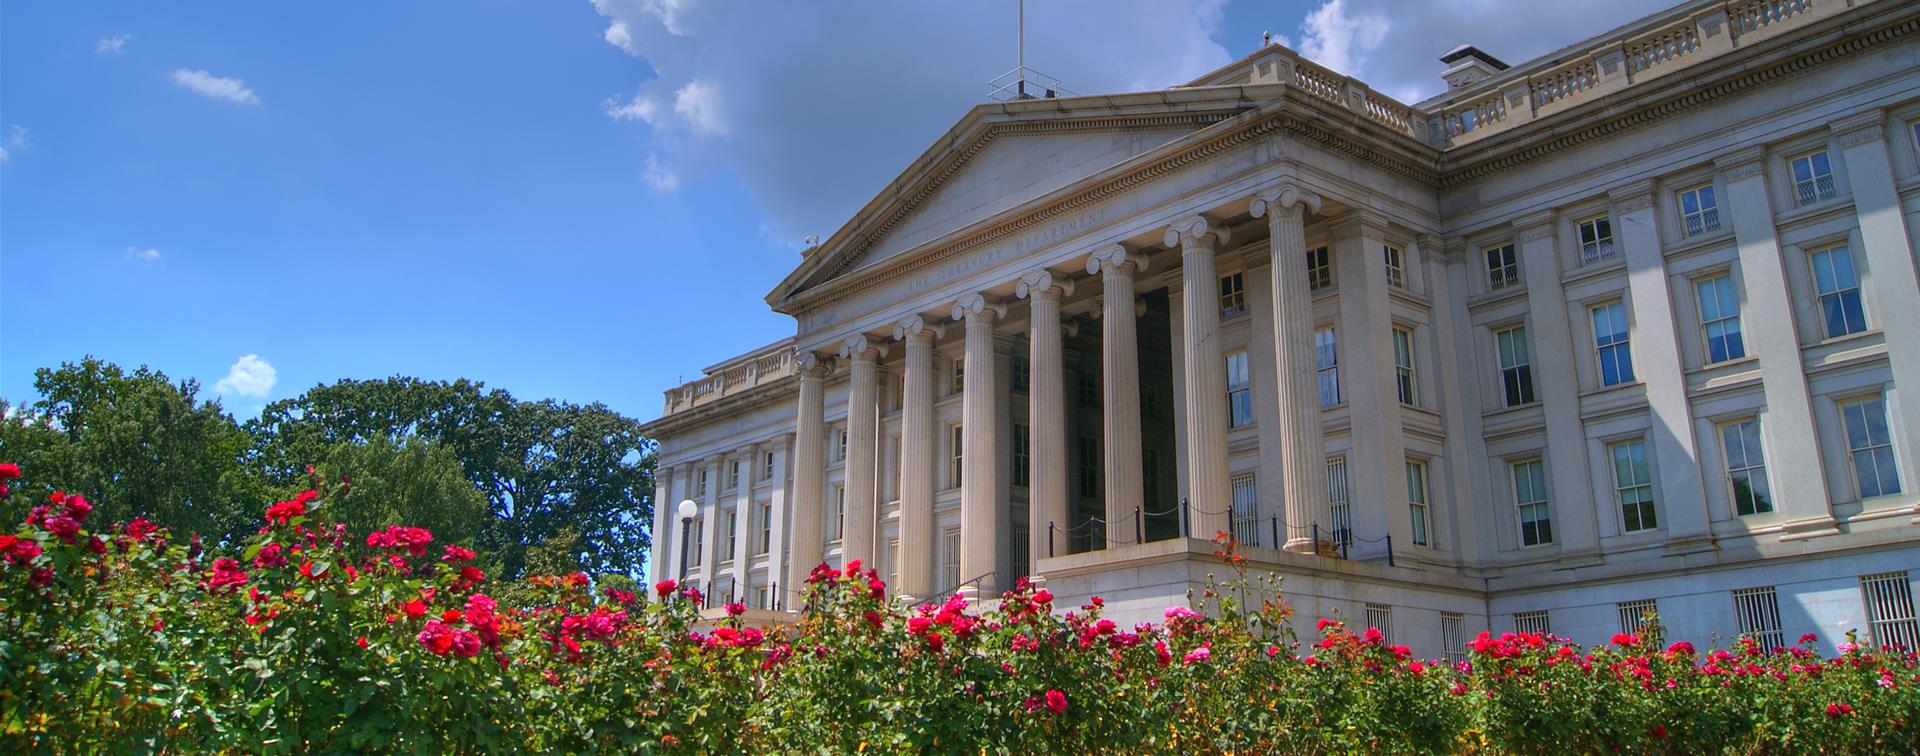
[642,0,1920,656]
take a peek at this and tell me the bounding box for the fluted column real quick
[1166,216,1234,540]
[1251,185,1325,553]
[785,353,827,603]
[731,442,757,598]
[764,435,791,609]
[647,467,672,585]
[891,315,942,599]
[952,294,1006,594]
[838,335,886,568]
[1017,270,1073,564]
[698,457,722,591]
[1086,246,1147,544]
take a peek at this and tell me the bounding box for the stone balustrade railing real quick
[1432,0,1859,147]
[661,340,798,416]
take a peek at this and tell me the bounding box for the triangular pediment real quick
[770,92,1262,309]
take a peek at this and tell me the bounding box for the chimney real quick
[1439,45,1510,91]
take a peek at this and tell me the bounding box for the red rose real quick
[0,462,21,480]
[459,565,485,583]
[1612,633,1639,647]
[1363,626,1384,645]
[1044,689,1068,714]
[1033,589,1054,605]
[356,636,369,649]
[654,579,678,597]
[402,599,429,619]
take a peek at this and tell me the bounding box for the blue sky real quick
[0,0,1662,423]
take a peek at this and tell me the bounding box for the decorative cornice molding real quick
[1442,14,1920,188]
[1086,243,1148,277]
[891,315,944,343]
[1714,145,1769,182]
[950,293,1007,322]
[1325,210,1391,243]
[1831,109,1887,148]
[1513,210,1557,242]
[1162,215,1230,252]
[1015,269,1075,300]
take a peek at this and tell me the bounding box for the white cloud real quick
[214,354,277,398]
[643,154,680,191]
[588,0,1234,239]
[169,68,261,105]
[1282,0,1676,103]
[97,34,130,54]
[672,80,727,137]
[124,247,162,265]
[0,125,26,162]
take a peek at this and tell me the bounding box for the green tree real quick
[0,357,267,542]
[310,435,490,552]
[249,377,654,577]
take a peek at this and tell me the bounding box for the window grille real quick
[1365,604,1393,644]
[1617,599,1657,634]
[1790,151,1836,205]
[1442,612,1466,664]
[1485,243,1519,290]
[1327,457,1351,549]
[1231,474,1259,548]
[1514,610,1551,636]
[1732,586,1785,650]
[1578,216,1615,263]
[1861,572,1919,650]
[1679,184,1721,236]
[941,529,961,593]
[1010,523,1029,580]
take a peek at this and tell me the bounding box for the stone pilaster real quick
[731,442,757,599]
[838,335,887,568]
[1714,147,1834,536]
[1166,216,1234,541]
[786,353,828,604]
[952,294,1006,594]
[764,435,791,609]
[1086,245,1148,545]
[1513,210,1600,559]
[1017,270,1074,564]
[1250,184,1325,553]
[1832,110,1920,516]
[1610,179,1713,555]
[648,467,672,585]
[699,456,722,592]
[890,315,943,598]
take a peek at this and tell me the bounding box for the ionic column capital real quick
[794,350,828,376]
[891,315,945,344]
[950,293,1006,323]
[1015,270,1075,301]
[1085,243,1148,277]
[1162,215,1231,251]
[1249,183,1323,221]
[838,334,888,361]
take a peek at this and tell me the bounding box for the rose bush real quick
[1,461,1915,753]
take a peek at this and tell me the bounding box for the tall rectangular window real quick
[1392,328,1417,405]
[1011,354,1030,393]
[1485,243,1519,290]
[941,528,961,592]
[1679,184,1721,236]
[758,502,773,555]
[1732,586,1785,650]
[1513,459,1553,546]
[1696,274,1746,363]
[1078,437,1100,495]
[836,429,848,462]
[1578,215,1615,263]
[1327,456,1351,549]
[1810,245,1867,339]
[1861,572,1920,650]
[1011,423,1030,488]
[1076,371,1099,405]
[728,460,741,490]
[1314,327,1341,407]
[1220,272,1246,317]
[832,486,845,540]
[1790,150,1837,205]
[1441,613,1466,664]
[1406,460,1430,547]
[1010,523,1029,580]
[1496,326,1536,407]
[1720,418,1772,515]
[1514,610,1550,636]
[1306,245,1332,290]
[697,468,710,497]
[951,357,965,395]
[1231,473,1259,548]
[1611,439,1658,532]
[689,518,704,566]
[1841,395,1902,499]
[1617,599,1657,634]
[1384,244,1406,288]
[763,451,776,481]
[1591,301,1635,386]
[722,510,737,562]
[1365,604,1393,644]
[949,425,964,489]
[1225,350,1254,428]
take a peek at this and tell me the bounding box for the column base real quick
[1778,515,1842,542]
[1282,537,1319,555]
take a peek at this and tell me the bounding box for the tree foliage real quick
[248,377,654,577]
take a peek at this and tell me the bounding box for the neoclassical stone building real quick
[641,0,1920,656]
